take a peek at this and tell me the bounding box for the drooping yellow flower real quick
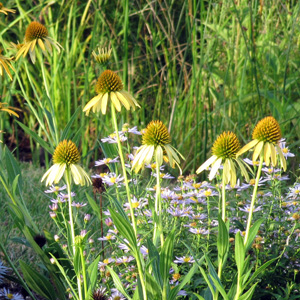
[196,131,250,187]
[132,120,184,173]
[0,48,15,81]
[92,47,112,65]
[0,2,15,15]
[0,102,21,117]
[237,116,286,170]
[41,140,91,186]
[83,70,140,115]
[15,21,62,64]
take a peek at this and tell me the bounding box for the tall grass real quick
[1,0,300,173]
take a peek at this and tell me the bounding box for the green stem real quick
[221,172,226,221]
[244,154,264,245]
[80,247,88,299]
[65,168,82,300]
[110,103,147,300]
[155,155,164,246]
[110,103,137,235]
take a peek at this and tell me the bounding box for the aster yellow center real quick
[53,140,80,165]
[252,116,281,144]
[25,21,48,42]
[212,131,240,159]
[95,70,123,94]
[183,257,191,262]
[142,120,171,147]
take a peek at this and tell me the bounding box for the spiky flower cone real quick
[132,120,184,173]
[197,131,249,187]
[237,116,286,170]
[83,70,140,115]
[41,140,91,186]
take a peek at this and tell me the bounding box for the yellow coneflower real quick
[132,120,184,173]
[41,140,91,186]
[196,131,249,188]
[0,2,15,14]
[237,116,286,170]
[0,49,15,81]
[0,102,21,117]
[15,21,62,64]
[83,70,140,115]
[92,47,112,65]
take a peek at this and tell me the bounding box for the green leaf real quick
[245,257,277,288]
[19,260,56,300]
[210,276,229,300]
[199,267,215,296]
[238,283,258,300]
[193,294,205,300]
[160,229,175,290]
[245,218,263,251]
[217,215,229,263]
[15,121,54,154]
[235,231,245,273]
[106,266,132,300]
[4,147,23,194]
[87,255,101,295]
[109,209,137,252]
[147,238,162,288]
[145,270,162,300]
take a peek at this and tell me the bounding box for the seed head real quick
[25,21,48,43]
[252,116,281,144]
[95,70,123,94]
[53,140,80,165]
[212,131,240,159]
[142,120,171,147]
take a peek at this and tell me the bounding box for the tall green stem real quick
[221,173,226,221]
[110,103,137,235]
[153,154,164,246]
[244,154,263,245]
[65,168,82,300]
[110,103,147,300]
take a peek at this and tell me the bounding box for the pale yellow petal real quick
[196,155,217,174]
[156,146,163,166]
[252,141,264,162]
[229,159,236,187]
[38,38,46,52]
[209,157,222,181]
[115,91,130,110]
[270,144,277,167]
[235,158,250,182]
[144,145,155,165]
[237,140,259,157]
[264,143,271,166]
[110,92,121,112]
[164,145,174,167]
[101,93,109,114]
[54,164,66,184]
[83,94,103,115]
[276,145,287,171]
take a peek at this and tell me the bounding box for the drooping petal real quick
[237,139,259,157]
[270,144,277,167]
[208,157,222,181]
[101,93,109,114]
[252,141,264,162]
[235,158,250,182]
[275,145,287,171]
[110,92,122,112]
[264,142,271,166]
[83,94,103,115]
[115,91,131,110]
[196,155,217,174]
[54,164,66,184]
